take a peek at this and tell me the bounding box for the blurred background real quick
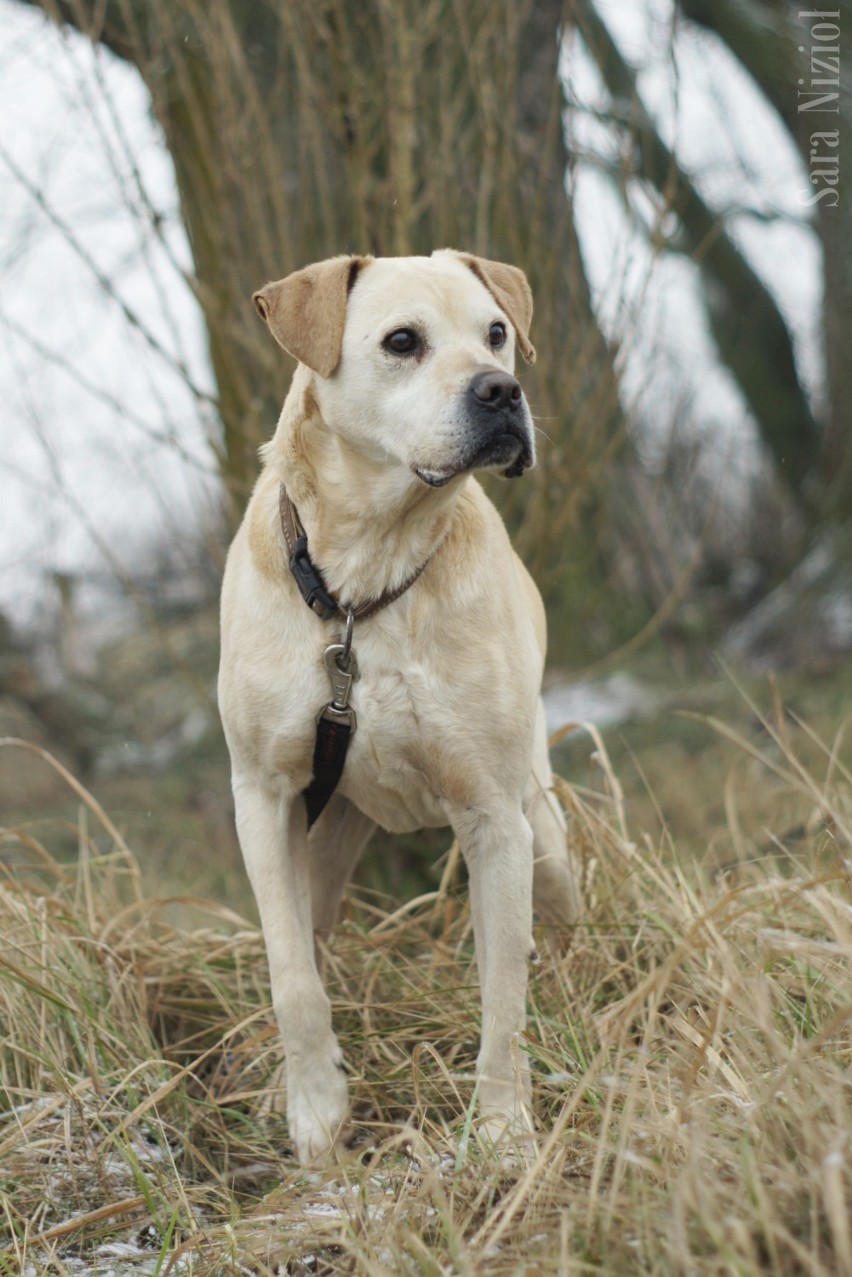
[1,0,849,904]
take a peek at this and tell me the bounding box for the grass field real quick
[0,677,850,1275]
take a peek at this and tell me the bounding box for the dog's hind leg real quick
[526,700,582,927]
[308,793,376,936]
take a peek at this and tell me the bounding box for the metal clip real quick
[319,619,360,729]
[317,701,356,729]
[323,643,359,708]
[340,608,355,664]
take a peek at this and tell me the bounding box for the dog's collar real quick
[278,481,433,622]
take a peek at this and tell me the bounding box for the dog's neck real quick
[264,372,461,607]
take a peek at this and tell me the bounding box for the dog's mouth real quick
[414,427,533,488]
[413,466,456,488]
[470,427,534,478]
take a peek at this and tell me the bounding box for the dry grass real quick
[0,715,850,1276]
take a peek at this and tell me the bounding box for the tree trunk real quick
[14,0,850,666]
[579,0,824,503]
[678,0,852,512]
[24,0,625,551]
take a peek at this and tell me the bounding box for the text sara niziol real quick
[798,9,841,207]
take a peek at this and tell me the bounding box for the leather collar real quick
[278,482,433,621]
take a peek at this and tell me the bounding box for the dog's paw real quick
[287,1050,352,1168]
[475,1064,536,1163]
[476,1104,538,1166]
[478,1106,536,1141]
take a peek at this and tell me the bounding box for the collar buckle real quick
[289,534,340,620]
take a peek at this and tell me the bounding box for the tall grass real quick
[0,722,849,1275]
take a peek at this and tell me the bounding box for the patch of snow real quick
[543,672,662,735]
[821,591,852,646]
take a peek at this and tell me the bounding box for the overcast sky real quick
[0,0,822,629]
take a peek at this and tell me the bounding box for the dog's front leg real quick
[452,802,536,1141]
[232,774,350,1166]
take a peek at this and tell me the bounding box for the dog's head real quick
[253,250,537,486]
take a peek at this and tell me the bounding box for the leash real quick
[279,482,433,828]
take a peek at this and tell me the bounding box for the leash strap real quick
[304,714,353,829]
[303,635,358,829]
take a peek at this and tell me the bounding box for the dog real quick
[218,250,581,1167]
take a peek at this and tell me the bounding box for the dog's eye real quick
[383,328,419,356]
[488,322,507,349]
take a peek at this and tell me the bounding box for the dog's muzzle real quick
[463,369,535,478]
[413,370,535,487]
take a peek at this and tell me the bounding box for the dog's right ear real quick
[253,256,371,379]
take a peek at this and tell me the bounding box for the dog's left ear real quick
[253,255,371,378]
[451,253,536,365]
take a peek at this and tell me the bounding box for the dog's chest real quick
[339,659,451,832]
[329,627,533,833]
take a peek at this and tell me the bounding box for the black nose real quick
[468,369,523,412]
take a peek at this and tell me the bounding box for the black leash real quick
[303,615,359,829]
